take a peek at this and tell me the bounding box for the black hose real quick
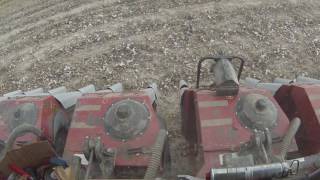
[0,124,42,161]
[144,129,167,179]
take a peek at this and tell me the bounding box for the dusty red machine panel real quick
[0,96,69,144]
[182,87,294,177]
[63,91,161,167]
[275,84,320,155]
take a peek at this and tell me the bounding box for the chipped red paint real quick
[63,91,161,168]
[181,86,294,178]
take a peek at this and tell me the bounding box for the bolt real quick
[256,99,267,111]
[116,104,131,119]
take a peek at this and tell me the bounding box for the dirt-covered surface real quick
[0,0,320,178]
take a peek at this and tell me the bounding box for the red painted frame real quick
[181,87,295,177]
[0,96,70,145]
[63,91,161,168]
[275,84,320,155]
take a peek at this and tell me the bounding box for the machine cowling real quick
[0,95,71,155]
[104,99,150,140]
[63,84,169,179]
[275,84,320,156]
[180,55,297,178]
[236,93,278,131]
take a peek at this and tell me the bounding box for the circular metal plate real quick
[236,93,278,130]
[6,103,38,131]
[104,99,150,140]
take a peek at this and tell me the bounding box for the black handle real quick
[196,56,245,88]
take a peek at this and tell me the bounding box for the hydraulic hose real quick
[211,162,290,180]
[0,124,42,161]
[280,117,301,161]
[144,129,167,179]
[209,116,320,180]
[210,153,320,180]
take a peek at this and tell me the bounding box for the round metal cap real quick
[104,99,150,140]
[236,93,278,130]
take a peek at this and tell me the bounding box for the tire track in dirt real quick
[0,0,64,25]
[22,0,319,81]
[0,0,214,63]
[0,7,221,90]
[0,0,87,34]
[4,0,319,74]
[0,0,211,51]
[1,0,319,89]
[0,0,271,66]
[0,0,121,43]
[0,0,168,56]
[19,0,296,63]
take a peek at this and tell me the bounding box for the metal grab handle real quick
[0,124,42,161]
[196,56,245,88]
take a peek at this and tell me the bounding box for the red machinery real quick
[199,77,320,180]
[179,55,320,180]
[275,83,320,156]
[179,56,307,179]
[0,86,97,179]
[3,56,320,180]
[0,88,69,156]
[63,83,169,179]
[0,85,97,157]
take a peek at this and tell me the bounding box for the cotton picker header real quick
[62,83,170,179]
[2,54,320,180]
[0,83,170,179]
[180,55,320,180]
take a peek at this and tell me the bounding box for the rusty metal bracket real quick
[83,136,116,179]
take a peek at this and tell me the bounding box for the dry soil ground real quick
[0,0,320,178]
